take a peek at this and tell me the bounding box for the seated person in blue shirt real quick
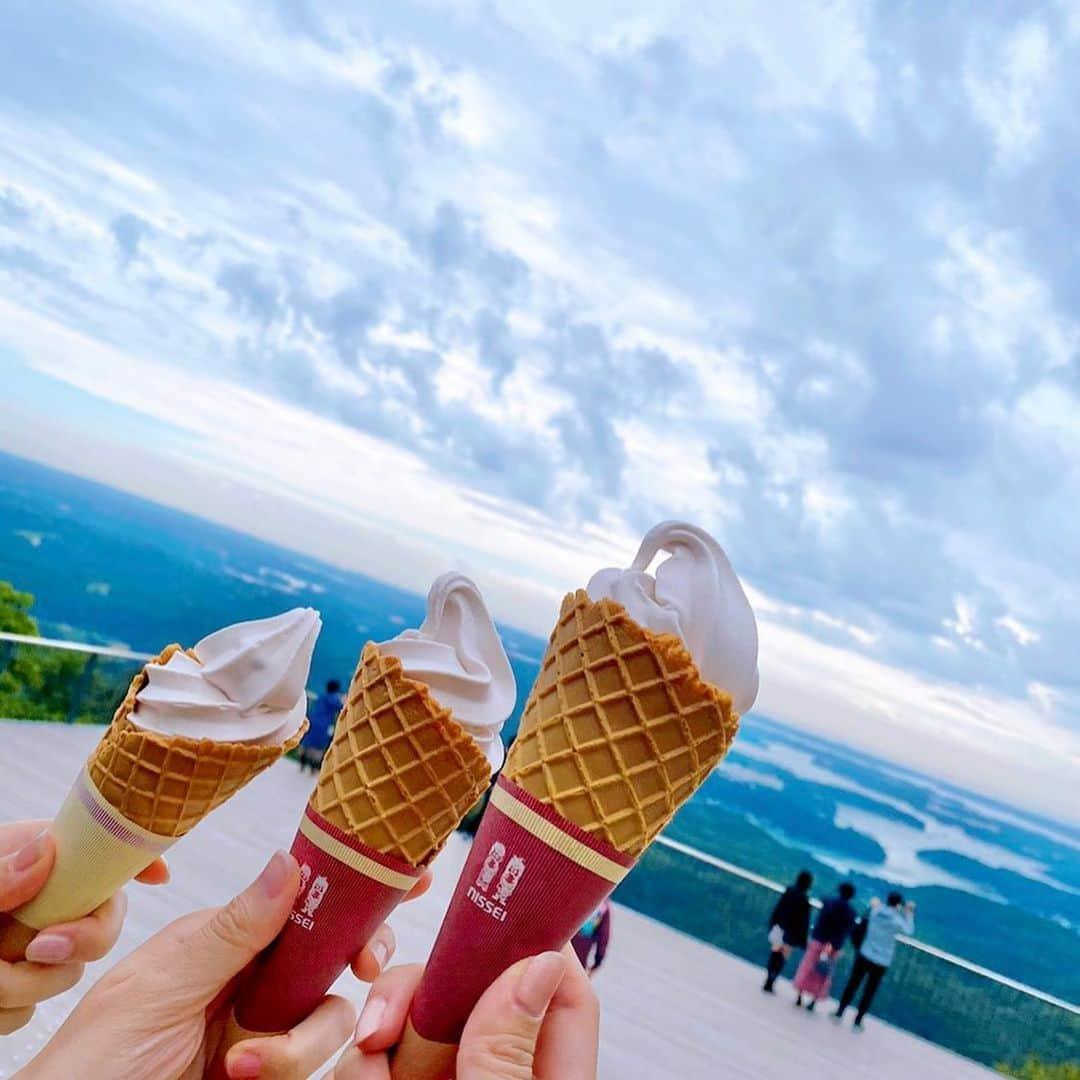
[298,678,343,772]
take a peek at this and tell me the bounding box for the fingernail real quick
[370,939,389,972]
[354,997,386,1046]
[227,1050,262,1078]
[12,831,48,872]
[25,933,73,964]
[514,952,564,1019]
[256,851,291,899]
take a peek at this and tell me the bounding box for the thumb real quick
[175,850,299,992]
[457,952,567,1080]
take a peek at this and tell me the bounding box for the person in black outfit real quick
[763,870,813,993]
[792,881,857,1010]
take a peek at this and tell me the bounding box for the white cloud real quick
[996,614,1040,647]
[1028,681,1060,714]
[943,596,986,652]
[965,20,1055,164]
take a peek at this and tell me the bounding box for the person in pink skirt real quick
[792,881,857,1011]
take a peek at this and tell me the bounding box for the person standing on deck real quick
[763,869,813,992]
[299,678,342,772]
[834,892,915,1030]
[792,881,856,1011]
[572,900,612,976]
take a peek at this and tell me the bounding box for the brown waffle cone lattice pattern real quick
[87,644,307,838]
[504,590,739,857]
[310,643,491,868]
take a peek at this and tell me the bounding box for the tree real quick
[0,580,127,723]
[999,1059,1080,1079]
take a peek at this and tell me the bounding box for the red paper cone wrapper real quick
[235,804,422,1034]
[408,776,635,1047]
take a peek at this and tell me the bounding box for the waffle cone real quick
[309,642,491,867]
[504,590,739,856]
[87,644,307,838]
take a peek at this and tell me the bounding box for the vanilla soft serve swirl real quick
[379,573,515,770]
[587,521,759,714]
[133,607,321,744]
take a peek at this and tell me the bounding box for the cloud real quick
[1,0,1080,820]
[965,19,1055,165]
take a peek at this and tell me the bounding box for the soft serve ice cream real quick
[379,573,516,769]
[133,607,321,744]
[587,521,759,714]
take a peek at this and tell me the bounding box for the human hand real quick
[1,820,168,1035]
[333,945,599,1079]
[18,852,432,1079]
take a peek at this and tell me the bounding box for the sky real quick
[1,0,1078,822]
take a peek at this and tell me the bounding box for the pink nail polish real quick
[228,1050,262,1078]
[354,997,386,1046]
[256,851,291,899]
[370,939,389,971]
[12,831,48,872]
[25,933,73,964]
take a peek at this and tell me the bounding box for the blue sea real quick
[1,450,1077,1001]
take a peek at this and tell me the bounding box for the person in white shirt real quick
[834,891,915,1030]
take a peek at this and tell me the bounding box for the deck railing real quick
[3,633,1078,1070]
[618,835,1079,1069]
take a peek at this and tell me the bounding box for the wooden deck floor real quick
[0,722,994,1078]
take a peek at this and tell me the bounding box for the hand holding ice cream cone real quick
[16,852,344,1080]
[330,945,598,1080]
[0,820,168,1036]
[0,608,319,964]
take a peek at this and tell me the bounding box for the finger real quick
[457,952,567,1079]
[134,857,170,885]
[403,869,433,903]
[533,946,599,1080]
[0,829,55,913]
[353,964,423,1053]
[0,959,85,1009]
[225,994,356,1080]
[177,852,299,990]
[25,891,128,965]
[350,923,396,983]
[332,1045,390,1080]
[0,821,50,856]
[0,1005,35,1036]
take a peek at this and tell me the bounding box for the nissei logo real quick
[469,843,525,920]
[290,872,329,931]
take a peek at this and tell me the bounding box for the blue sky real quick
[1,1,1078,819]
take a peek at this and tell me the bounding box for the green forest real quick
[0,580,134,724]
